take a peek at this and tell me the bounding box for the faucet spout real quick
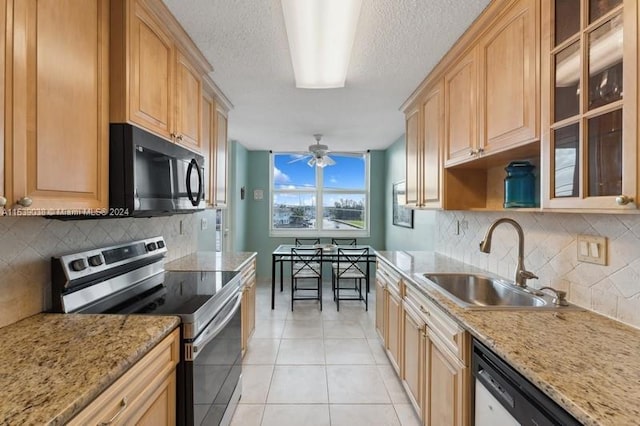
[479,218,537,287]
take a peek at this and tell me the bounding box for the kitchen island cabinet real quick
[0,314,179,425]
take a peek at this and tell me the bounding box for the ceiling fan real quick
[289,134,336,168]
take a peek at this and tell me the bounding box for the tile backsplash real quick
[0,213,201,328]
[436,211,640,328]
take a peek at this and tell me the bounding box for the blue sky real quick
[274,154,365,190]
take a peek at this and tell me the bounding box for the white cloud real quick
[274,167,290,185]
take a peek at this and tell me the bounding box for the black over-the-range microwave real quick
[109,123,206,217]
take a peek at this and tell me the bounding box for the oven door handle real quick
[191,291,242,359]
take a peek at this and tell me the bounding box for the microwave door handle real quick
[190,292,242,360]
[186,159,203,206]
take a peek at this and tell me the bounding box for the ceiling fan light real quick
[281,0,363,89]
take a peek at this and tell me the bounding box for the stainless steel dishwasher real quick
[472,338,582,426]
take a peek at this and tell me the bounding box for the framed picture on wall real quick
[392,181,414,228]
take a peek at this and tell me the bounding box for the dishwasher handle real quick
[477,368,515,409]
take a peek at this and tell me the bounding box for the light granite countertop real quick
[165,251,256,272]
[376,251,640,426]
[0,313,180,425]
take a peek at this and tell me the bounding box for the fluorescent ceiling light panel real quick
[281,0,362,89]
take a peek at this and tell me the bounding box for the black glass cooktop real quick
[110,270,240,316]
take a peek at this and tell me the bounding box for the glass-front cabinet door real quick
[542,0,637,209]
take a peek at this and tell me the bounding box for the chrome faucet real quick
[479,218,538,288]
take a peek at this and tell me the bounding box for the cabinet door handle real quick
[477,147,484,154]
[0,196,6,207]
[468,149,476,156]
[17,197,32,207]
[98,397,128,425]
[616,195,634,205]
[177,134,184,141]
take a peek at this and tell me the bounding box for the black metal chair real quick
[290,247,323,311]
[278,238,321,292]
[295,238,320,246]
[331,238,357,246]
[331,247,369,311]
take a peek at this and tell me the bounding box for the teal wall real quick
[384,135,437,251]
[245,150,386,279]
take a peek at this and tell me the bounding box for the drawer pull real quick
[419,305,430,316]
[98,397,128,425]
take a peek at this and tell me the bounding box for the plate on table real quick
[314,243,336,251]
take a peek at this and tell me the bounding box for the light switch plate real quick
[577,234,607,265]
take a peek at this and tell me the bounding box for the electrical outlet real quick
[201,218,208,230]
[577,234,607,265]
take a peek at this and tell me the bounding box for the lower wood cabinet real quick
[376,258,471,426]
[69,328,180,425]
[402,299,424,418]
[375,276,385,341]
[426,334,469,426]
[386,287,402,374]
[240,258,257,355]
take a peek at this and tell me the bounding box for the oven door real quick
[183,291,242,426]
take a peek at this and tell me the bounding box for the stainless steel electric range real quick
[51,236,242,426]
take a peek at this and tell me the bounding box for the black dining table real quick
[270,244,377,309]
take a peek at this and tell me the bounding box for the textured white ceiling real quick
[163,0,491,152]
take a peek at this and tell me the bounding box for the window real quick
[270,152,369,236]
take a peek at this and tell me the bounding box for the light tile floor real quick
[230,278,422,426]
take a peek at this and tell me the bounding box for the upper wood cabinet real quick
[203,76,233,209]
[202,86,215,206]
[110,0,209,153]
[5,0,109,211]
[213,105,229,208]
[175,50,202,151]
[541,0,638,210]
[124,0,174,140]
[405,81,444,209]
[478,0,540,153]
[403,0,543,211]
[405,106,421,207]
[421,83,445,208]
[444,49,479,167]
[0,0,6,210]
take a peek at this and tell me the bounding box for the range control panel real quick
[55,236,168,285]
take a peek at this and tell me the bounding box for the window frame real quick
[269,151,370,238]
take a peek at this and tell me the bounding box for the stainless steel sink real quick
[413,273,579,310]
